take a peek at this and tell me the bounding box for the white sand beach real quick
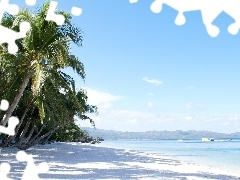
[1,142,240,180]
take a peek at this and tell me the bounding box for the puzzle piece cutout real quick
[25,0,36,6]
[0,0,82,54]
[0,99,19,135]
[0,151,49,180]
[16,151,49,180]
[46,1,65,25]
[0,21,31,54]
[0,163,13,180]
[129,0,138,3]
[46,1,82,25]
[71,6,82,16]
[0,0,31,54]
[0,116,19,135]
[0,0,19,21]
[130,0,240,37]
[0,99,9,111]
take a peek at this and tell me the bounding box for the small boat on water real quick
[202,138,214,142]
[177,139,183,142]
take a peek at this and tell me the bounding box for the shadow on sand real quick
[1,142,240,180]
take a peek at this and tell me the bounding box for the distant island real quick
[82,127,240,140]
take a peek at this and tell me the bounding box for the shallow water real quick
[97,139,240,174]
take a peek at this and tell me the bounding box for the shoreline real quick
[95,143,240,179]
[95,140,240,174]
[1,142,240,179]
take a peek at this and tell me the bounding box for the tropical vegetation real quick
[0,1,97,150]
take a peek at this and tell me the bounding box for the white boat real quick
[202,138,214,142]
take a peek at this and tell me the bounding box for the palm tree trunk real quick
[30,125,62,146]
[1,70,33,126]
[21,124,35,146]
[2,105,30,147]
[11,106,30,141]
[41,131,54,145]
[16,121,30,146]
[27,124,45,145]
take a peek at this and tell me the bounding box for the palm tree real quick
[0,1,85,126]
[0,59,97,148]
[16,76,97,149]
[0,1,98,148]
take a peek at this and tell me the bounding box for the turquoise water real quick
[98,139,240,174]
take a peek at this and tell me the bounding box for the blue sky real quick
[14,0,240,133]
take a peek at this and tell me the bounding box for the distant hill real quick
[81,127,240,140]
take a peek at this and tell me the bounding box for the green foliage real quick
[0,1,98,149]
[52,122,88,142]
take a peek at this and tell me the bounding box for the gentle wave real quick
[98,139,240,174]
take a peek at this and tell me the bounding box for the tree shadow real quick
[1,143,239,179]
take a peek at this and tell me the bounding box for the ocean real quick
[97,139,240,174]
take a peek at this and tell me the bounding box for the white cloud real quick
[185,102,205,110]
[185,102,192,109]
[101,102,112,109]
[228,115,240,121]
[82,87,125,106]
[77,88,240,133]
[204,117,221,123]
[142,77,163,85]
[195,104,204,110]
[148,102,153,108]
[113,110,156,120]
[204,115,240,124]
[79,108,240,133]
[219,122,229,126]
[97,102,114,114]
[129,119,137,124]
[185,116,193,120]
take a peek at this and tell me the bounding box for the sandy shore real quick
[0,142,240,180]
